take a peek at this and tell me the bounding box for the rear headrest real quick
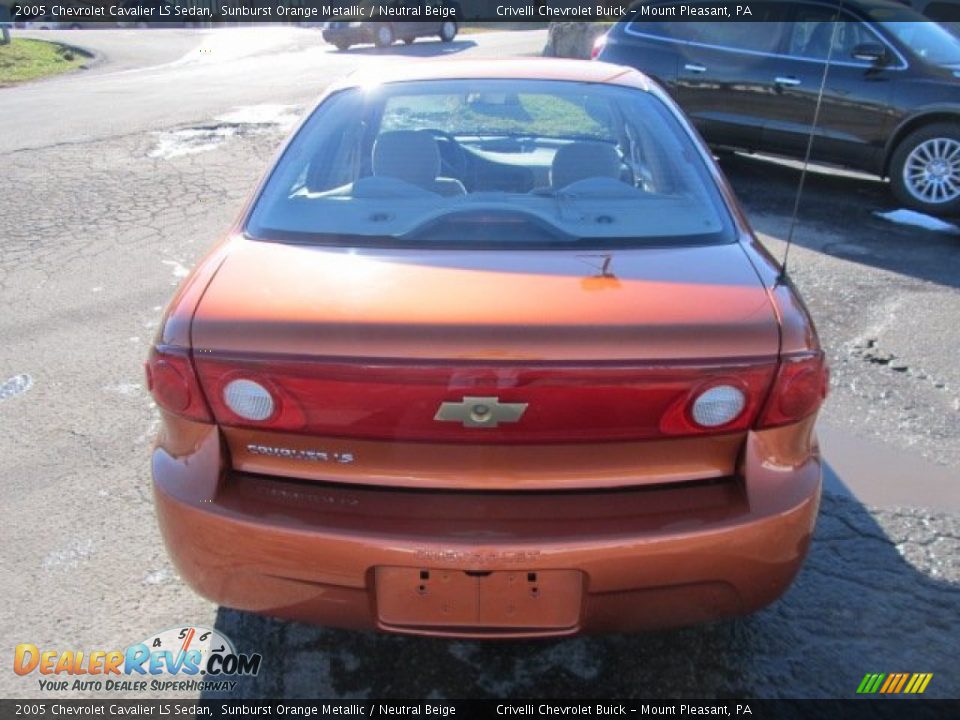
[551,142,621,189]
[373,131,441,189]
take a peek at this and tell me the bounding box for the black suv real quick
[598,0,960,216]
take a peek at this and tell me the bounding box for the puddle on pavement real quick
[820,422,960,512]
[149,104,301,159]
[149,126,239,159]
[0,373,33,402]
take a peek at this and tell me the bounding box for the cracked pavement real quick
[0,28,958,701]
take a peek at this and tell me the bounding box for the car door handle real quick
[774,76,802,87]
[684,63,707,74]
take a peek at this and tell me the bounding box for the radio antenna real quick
[778,9,841,285]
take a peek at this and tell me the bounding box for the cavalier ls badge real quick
[434,396,528,428]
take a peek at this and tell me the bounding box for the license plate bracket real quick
[375,567,583,630]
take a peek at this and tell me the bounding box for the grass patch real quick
[0,38,89,87]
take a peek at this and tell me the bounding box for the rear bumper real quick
[152,417,821,638]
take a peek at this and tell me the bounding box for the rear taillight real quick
[195,355,779,443]
[756,352,829,429]
[690,384,747,427]
[591,33,607,60]
[145,346,212,422]
[659,373,770,437]
[223,378,276,421]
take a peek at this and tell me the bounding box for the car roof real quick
[329,58,650,93]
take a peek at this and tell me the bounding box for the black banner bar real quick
[2,700,960,720]
[4,0,954,25]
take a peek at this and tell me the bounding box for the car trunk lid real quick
[191,238,778,362]
[188,238,781,487]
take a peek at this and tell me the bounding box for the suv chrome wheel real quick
[903,137,960,205]
[891,123,960,216]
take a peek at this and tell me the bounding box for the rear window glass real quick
[380,92,611,139]
[246,79,734,249]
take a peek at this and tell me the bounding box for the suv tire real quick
[890,122,960,217]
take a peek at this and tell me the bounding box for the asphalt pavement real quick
[1,28,957,700]
[2,27,545,153]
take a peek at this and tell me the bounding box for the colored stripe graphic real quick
[906,673,934,694]
[894,673,910,693]
[857,673,885,694]
[879,674,897,693]
[857,673,933,694]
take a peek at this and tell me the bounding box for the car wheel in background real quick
[374,24,395,47]
[402,36,415,45]
[335,41,350,51]
[439,21,457,42]
[890,122,960,217]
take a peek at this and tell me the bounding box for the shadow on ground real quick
[202,493,959,699]
[719,152,960,290]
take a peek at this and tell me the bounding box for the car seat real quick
[373,130,467,196]
[550,141,622,190]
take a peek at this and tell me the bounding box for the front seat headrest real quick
[373,130,441,189]
[550,141,621,189]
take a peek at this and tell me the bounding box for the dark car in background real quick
[598,0,960,216]
[323,1,459,51]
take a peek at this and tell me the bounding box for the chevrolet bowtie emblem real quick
[434,396,528,428]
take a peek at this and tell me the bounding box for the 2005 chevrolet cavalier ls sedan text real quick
[147,59,828,638]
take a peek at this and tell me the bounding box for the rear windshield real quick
[246,79,734,249]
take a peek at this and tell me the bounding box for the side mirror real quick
[851,42,888,64]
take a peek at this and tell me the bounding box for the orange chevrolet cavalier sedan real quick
[147,59,827,638]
